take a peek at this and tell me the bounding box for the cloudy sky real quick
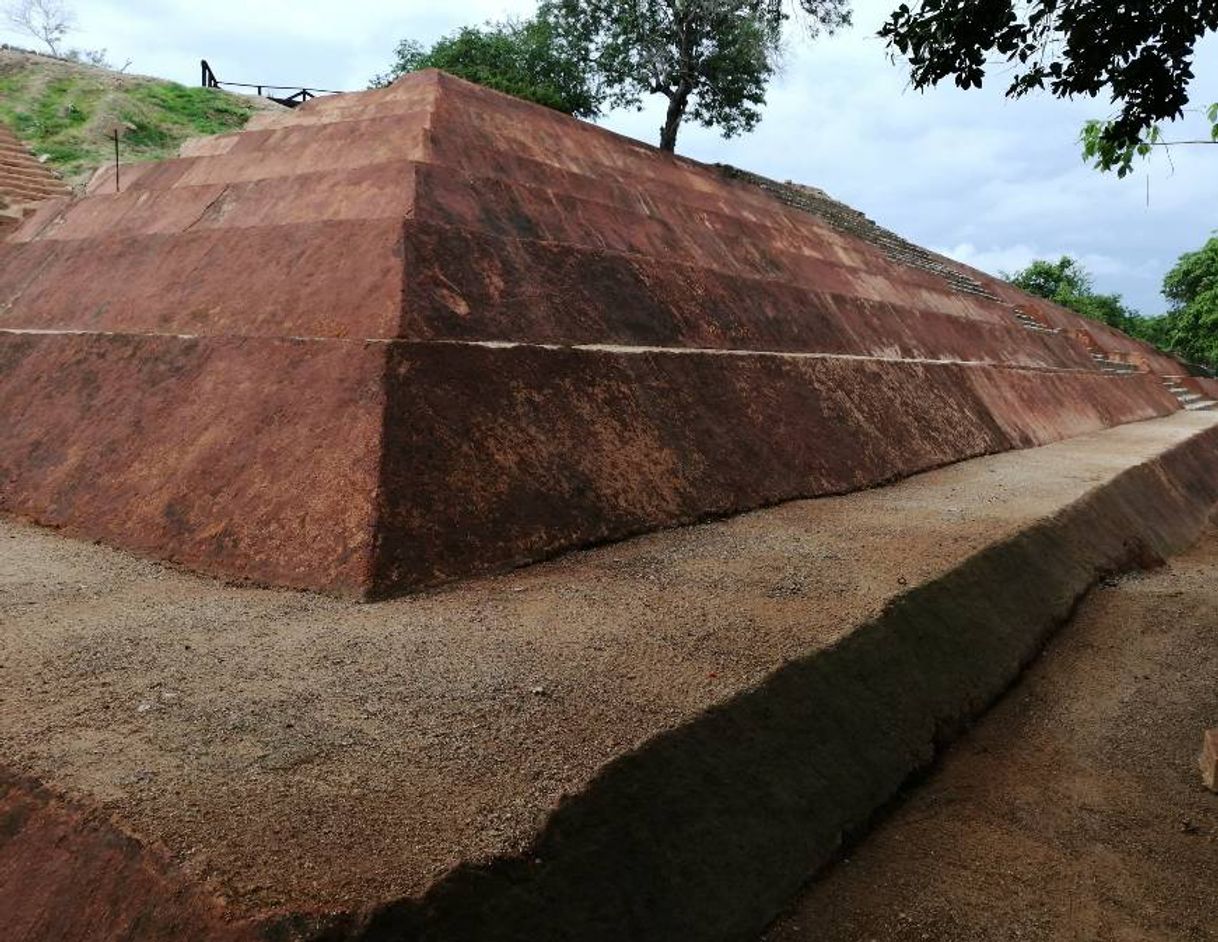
[12,0,1215,314]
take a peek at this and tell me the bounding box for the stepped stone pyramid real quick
[0,124,71,234]
[0,70,1186,597]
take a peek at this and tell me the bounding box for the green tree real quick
[372,17,602,118]
[543,0,851,153]
[1005,256,1151,337]
[1006,256,1091,302]
[879,1,1218,175]
[1159,236,1218,368]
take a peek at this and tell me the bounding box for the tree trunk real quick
[659,85,691,153]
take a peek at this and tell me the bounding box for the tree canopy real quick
[543,0,850,152]
[879,0,1218,175]
[1159,235,1218,368]
[1005,256,1147,336]
[1005,243,1218,371]
[371,17,602,119]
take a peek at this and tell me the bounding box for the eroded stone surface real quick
[0,70,1187,595]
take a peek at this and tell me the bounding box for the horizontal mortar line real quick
[0,328,1127,375]
[470,340,1138,374]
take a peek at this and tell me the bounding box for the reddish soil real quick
[766,521,1218,942]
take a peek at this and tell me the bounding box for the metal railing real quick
[200,60,343,108]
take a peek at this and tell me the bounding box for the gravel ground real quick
[765,519,1218,942]
[1,411,1215,919]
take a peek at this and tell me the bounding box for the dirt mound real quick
[0,46,281,186]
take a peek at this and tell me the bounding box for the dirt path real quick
[766,519,1218,942]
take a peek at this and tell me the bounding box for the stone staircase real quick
[1089,353,1139,375]
[1163,377,1218,411]
[1011,305,1062,335]
[717,165,1089,347]
[0,123,71,233]
[718,164,1004,303]
[717,164,1218,398]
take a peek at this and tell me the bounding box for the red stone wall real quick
[0,771,256,942]
[0,332,386,594]
[0,69,1194,595]
[370,343,1177,594]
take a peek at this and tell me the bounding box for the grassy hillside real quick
[0,48,275,187]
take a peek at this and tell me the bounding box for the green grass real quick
[0,59,258,184]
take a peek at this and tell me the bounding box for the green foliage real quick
[881,1,1218,165]
[1158,236,1218,368]
[544,0,850,152]
[372,17,602,119]
[124,82,255,136]
[0,58,256,183]
[1005,256,1153,337]
[1080,120,1160,179]
[1006,249,1218,370]
[1007,256,1091,301]
[1081,103,1218,177]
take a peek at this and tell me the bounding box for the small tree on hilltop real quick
[543,0,851,153]
[372,17,603,119]
[3,0,74,56]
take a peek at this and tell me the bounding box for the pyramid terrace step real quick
[0,149,61,166]
[726,168,1004,305]
[0,156,67,173]
[0,167,66,188]
[0,170,59,187]
[0,158,69,193]
[45,170,1042,333]
[0,184,65,200]
[0,140,60,164]
[0,152,64,174]
[0,171,67,188]
[0,182,64,203]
